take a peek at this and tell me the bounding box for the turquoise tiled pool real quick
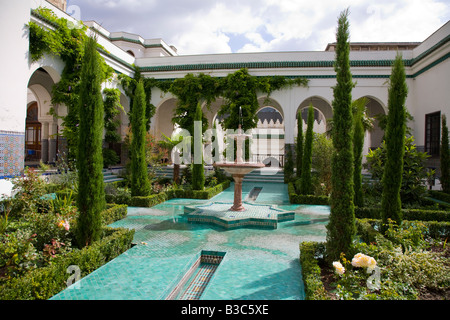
[51,182,329,300]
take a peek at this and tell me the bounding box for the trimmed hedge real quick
[355,207,450,222]
[428,190,450,205]
[288,182,329,205]
[299,241,329,300]
[102,204,128,225]
[356,217,450,240]
[124,180,232,208]
[0,227,134,300]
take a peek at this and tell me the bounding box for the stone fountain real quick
[213,124,264,211]
[184,109,294,230]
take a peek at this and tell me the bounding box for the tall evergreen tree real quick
[353,98,367,207]
[326,9,355,262]
[440,114,449,193]
[381,54,408,227]
[296,109,303,178]
[284,146,294,183]
[192,103,205,190]
[76,36,106,247]
[131,80,151,197]
[300,104,314,195]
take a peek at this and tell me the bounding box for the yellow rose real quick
[333,261,345,275]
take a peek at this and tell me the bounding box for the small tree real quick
[381,54,408,227]
[130,80,151,197]
[441,114,450,193]
[300,104,314,195]
[76,36,106,247]
[326,9,355,262]
[192,103,205,191]
[296,109,303,178]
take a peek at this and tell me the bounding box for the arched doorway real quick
[362,96,386,154]
[27,67,59,165]
[25,103,41,163]
[153,98,178,141]
[255,106,285,167]
[296,96,333,136]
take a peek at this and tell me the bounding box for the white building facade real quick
[0,0,449,178]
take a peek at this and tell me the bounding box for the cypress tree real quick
[296,109,303,178]
[353,98,366,207]
[131,80,151,197]
[441,114,450,193]
[300,104,314,195]
[381,54,408,227]
[76,36,105,247]
[284,146,294,183]
[326,9,355,262]
[192,103,205,190]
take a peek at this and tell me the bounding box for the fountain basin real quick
[213,162,265,175]
[184,201,295,229]
[214,162,265,211]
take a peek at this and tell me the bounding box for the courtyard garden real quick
[0,7,448,301]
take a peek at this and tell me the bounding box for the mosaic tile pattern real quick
[51,182,329,300]
[184,200,295,229]
[0,131,25,178]
[179,263,219,300]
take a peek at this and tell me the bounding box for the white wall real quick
[0,0,31,132]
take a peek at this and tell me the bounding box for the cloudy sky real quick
[66,0,450,55]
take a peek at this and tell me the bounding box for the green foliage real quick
[299,242,329,300]
[326,9,356,262]
[0,229,39,279]
[311,133,333,196]
[170,73,216,136]
[284,146,294,183]
[9,168,48,218]
[381,54,408,227]
[130,80,151,197]
[365,136,431,204]
[76,36,106,247]
[299,105,314,195]
[219,68,259,131]
[29,7,114,163]
[0,227,134,300]
[441,114,450,193]
[296,109,303,178]
[103,88,123,167]
[118,66,157,132]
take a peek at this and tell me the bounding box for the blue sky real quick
[67,0,450,55]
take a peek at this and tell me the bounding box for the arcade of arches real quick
[26,68,386,168]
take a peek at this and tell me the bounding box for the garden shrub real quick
[355,207,449,222]
[428,190,450,204]
[101,204,128,226]
[288,182,329,205]
[0,227,134,300]
[127,180,231,207]
[299,241,329,300]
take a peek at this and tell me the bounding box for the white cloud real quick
[69,0,450,55]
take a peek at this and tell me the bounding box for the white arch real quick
[27,84,53,123]
[28,54,64,84]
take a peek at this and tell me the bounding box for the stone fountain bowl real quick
[213,162,265,175]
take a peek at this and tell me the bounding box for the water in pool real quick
[51,182,329,300]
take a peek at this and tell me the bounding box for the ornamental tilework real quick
[0,131,25,178]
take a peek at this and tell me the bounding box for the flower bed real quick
[300,219,450,300]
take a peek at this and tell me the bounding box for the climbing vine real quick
[29,8,309,163]
[28,7,114,162]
